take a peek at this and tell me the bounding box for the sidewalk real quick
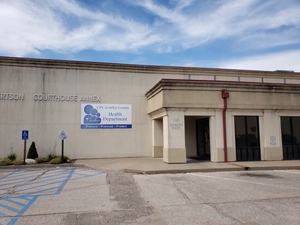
[75,157,300,174]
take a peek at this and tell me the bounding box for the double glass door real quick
[196,118,210,159]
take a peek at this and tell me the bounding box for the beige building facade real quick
[0,56,300,163]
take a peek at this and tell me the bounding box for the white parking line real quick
[188,172,300,190]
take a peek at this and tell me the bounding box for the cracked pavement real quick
[0,168,299,224]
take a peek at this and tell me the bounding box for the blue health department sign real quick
[81,104,132,129]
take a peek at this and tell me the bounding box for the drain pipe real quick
[222,90,229,162]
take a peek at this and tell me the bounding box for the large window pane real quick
[235,117,246,147]
[293,117,300,145]
[235,116,261,161]
[281,117,300,160]
[281,117,292,145]
[246,117,259,147]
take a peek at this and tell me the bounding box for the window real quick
[281,117,300,160]
[235,116,261,161]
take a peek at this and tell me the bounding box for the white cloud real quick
[139,0,300,48]
[219,50,300,72]
[0,0,160,55]
[0,0,299,57]
[237,30,300,50]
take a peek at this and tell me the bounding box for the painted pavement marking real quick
[0,167,107,225]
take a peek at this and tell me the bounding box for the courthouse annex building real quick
[0,56,300,163]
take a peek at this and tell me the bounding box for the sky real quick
[0,0,300,72]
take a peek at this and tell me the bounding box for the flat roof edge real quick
[146,79,300,98]
[0,56,299,78]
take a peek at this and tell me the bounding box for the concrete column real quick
[214,109,225,162]
[152,119,163,158]
[226,110,235,162]
[209,116,217,162]
[263,110,282,160]
[163,110,186,163]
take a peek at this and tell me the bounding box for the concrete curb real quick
[0,163,85,170]
[122,167,245,174]
[244,166,300,171]
[2,159,300,174]
[122,165,300,174]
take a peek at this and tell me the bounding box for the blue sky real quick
[0,0,300,71]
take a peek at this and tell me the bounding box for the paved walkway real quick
[75,157,300,174]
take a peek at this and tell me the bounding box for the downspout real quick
[222,90,230,162]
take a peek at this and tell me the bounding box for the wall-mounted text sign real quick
[81,104,132,129]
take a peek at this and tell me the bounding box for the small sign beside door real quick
[270,136,276,145]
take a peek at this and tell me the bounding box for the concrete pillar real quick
[263,110,282,160]
[163,110,186,163]
[214,109,225,162]
[209,115,217,162]
[226,110,235,162]
[152,119,163,158]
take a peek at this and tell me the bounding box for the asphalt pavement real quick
[0,167,299,225]
[1,158,300,224]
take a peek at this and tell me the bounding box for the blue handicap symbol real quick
[22,131,28,140]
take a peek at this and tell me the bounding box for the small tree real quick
[27,142,39,159]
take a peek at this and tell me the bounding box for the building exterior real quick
[0,56,299,163]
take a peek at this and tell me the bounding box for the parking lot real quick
[0,167,299,224]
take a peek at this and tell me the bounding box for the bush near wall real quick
[49,156,69,164]
[35,157,49,164]
[27,142,39,159]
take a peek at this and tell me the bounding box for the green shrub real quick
[0,158,12,166]
[58,155,70,163]
[35,157,49,164]
[7,152,17,161]
[49,157,62,164]
[47,152,58,161]
[27,142,39,159]
[49,155,70,164]
[61,155,69,163]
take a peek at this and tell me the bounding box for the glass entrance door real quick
[196,118,210,159]
[235,116,261,161]
[281,117,300,160]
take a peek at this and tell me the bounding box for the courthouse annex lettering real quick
[33,94,77,101]
[32,94,101,102]
[0,93,101,102]
[80,95,101,102]
[0,93,24,100]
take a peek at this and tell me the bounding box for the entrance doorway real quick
[281,117,300,160]
[196,118,210,159]
[235,116,261,161]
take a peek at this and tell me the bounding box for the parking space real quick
[0,168,299,225]
[134,170,300,224]
[0,167,107,225]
